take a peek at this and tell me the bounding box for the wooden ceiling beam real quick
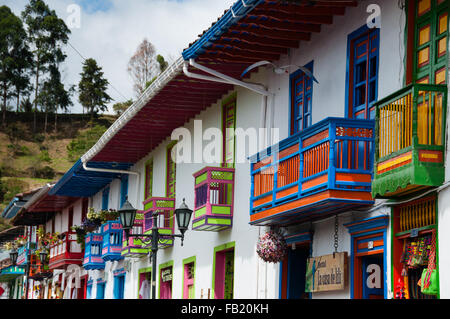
[220,33,299,48]
[250,9,334,24]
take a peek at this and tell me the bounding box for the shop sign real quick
[305,252,348,293]
[162,269,172,282]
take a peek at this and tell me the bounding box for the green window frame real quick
[411,0,449,84]
[212,241,235,299]
[166,142,177,198]
[222,93,237,168]
[144,159,153,200]
[182,256,196,299]
[158,260,174,299]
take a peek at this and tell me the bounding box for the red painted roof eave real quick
[92,72,235,163]
[91,1,359,164]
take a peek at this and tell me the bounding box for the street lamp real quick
[9,249,18,266]
[118,198,137,238]
[39,250,48,265]
[118,197,193,299]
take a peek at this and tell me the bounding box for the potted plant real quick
[14,235,27,248]
[2,241,17,251]
[100,208,119,223]
[84,208,103,232]
[71,225,87,250]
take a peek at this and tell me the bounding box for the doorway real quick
[280,245,310,299]
[360,254,384,299]
[213,245,235,299]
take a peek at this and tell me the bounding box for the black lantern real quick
[39,249,48,264]
[175,199,193,240]
[9,248,18,266]
[118,197,137,237]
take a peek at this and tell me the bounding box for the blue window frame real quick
[102,186,109,210]
[120,175,129,207]
[290,61,314,135]
[346,25,380,120]
[96,281,105,299]
[114,274,126,299]
[86,282,92,299]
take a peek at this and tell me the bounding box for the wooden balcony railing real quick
[29,254,52,280]
[83,232,105,270]
[101,220,124,261]
[122,211,149,257]
[48,231,83,269]
[192,166,235,231]
[142,197,175,249]
[250,117,375,226]
[373,84,447,198]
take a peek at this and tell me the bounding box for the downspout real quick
[188,59,269,96]
[81,161,141,208]
[184,59,274,149]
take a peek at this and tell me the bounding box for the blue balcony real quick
[16,242,36,266]
[101,221,124,261]
[249,117,375,226]
[83,233,105,270]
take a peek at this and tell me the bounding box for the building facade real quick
[1,0,449,300]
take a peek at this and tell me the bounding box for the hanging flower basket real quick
[256,230,288,263]
[100,209,119,223]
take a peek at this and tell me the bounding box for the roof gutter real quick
[81,162,141,208]
[182,0,263,60]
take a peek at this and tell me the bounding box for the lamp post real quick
[118,197,192,299]
[9,249,18,267]
[9,247,30,299]
[39,250,48,265]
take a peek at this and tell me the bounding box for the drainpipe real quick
[183,59,274,150]
[187,59,269,96]
[81,161,141,209]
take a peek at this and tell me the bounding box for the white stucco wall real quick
[77,0,413,300]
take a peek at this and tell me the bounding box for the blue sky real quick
[75,0,113,14]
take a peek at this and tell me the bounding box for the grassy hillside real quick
[0,111,116,218]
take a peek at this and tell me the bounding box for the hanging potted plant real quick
[256,229,288,263]
[14,235,27,248]
[2,241,17,251]
[100,208,119,223]
[84,208,103,232]
[71,225,87,250]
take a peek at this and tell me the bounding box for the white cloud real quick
[3,0,236,114]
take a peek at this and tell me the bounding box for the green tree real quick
[20,96,33,113]
[36,64,74,133]
[0,5,31,125]
[112,99,133,117]
[78,58,112,122]
[156,54,168,73]
[22,0,71,132]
